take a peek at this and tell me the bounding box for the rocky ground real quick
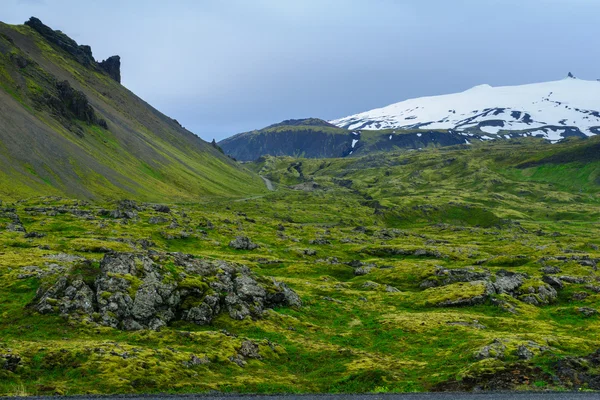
[1,139,600,395]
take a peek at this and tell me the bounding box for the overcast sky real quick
[5,0,600,141]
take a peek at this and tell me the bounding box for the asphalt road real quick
[15,393,600,400]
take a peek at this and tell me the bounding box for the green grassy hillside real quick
[1,137,599,395]
[0,19,264,201]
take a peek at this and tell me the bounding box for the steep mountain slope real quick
[0,18,263,200]
[218,118,356,161]
[332,77,600,142]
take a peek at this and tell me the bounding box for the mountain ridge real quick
[331,77,600,142]
[0,18,263,200]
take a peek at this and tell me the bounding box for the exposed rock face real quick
[99,55,121,83]
[25,17,121,84]
[32,252,301,330]
[25,17,95,66]
[36,80,108,131]
[56,80,97,123]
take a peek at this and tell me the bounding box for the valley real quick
[1,137,599,395]
[1,12,600,397]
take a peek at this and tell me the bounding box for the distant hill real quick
[218,118,356,161]
[220,78,600,161]
[0,17,263,200]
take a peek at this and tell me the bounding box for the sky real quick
[4,0,600,141]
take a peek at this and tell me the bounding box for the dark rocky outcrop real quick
[99,55,121,83]
[32,252,301,330]
[35,80,108,131]
[1,354,21,372]
[25,17,121,84]
[25,17,96,66]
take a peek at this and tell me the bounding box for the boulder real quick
[475,339,507,360]
[421,266,491,288]
[229,236,259,250]
[32,252,301,330]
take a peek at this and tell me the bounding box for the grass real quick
[0,137,599,395]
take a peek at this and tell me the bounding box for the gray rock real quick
[229,236,259,250]
[1,354,21,372]
[542,275,564,290]
[577,307,598,317]
[33,252,301,330]
[559,276,588,284]
[148,216,169,224]
[309,238,331,245]
[475,339,507,360]
[572,292,589,301]
[516,345,534,360]
[184,355,210,367]
[540,266,562,274]
[354,266,373,276]
[362,281,380,290]
[493,270,527,294]
[421,266,491,289]
[239,340,261,359]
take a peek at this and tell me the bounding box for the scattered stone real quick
[153,204,170,213]
[559,276,588,284]
[229,236,259,250]
[229,354,247,367]
[354,266,373,276]
[184,354,210,367]
[309,238,331,245]
[148,216,169,225]
[577,307,598,317]
[572,292,589,301]
[475,339,507,360]
[420,266,491,289]
[362,281,380,290]
[238,340,261,359]
[542,275,564,290]
[516,345,534,361]
[303,249,317,256]
[1,353,21,372]
[24,231,45,238]
[322,296,343,304]
[493,270,528,294]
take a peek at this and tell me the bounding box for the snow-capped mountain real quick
[331,77,600,142]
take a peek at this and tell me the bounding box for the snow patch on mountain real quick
[331,78,600,141]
